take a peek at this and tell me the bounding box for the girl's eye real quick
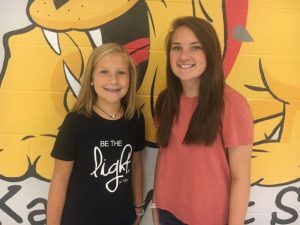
[171,45,181,51]
[118,70,128,75]
[191,45,202,51]
[99,70,108,75]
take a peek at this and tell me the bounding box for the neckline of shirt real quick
[92,110,124,122]
[181,94,199,101]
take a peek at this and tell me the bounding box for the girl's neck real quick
[94,101,123,120]
[181,77,200,98]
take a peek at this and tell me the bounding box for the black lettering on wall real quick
[27,198,47,225]
[0,185,22,223]
[271,186,300,225]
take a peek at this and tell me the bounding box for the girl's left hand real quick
[133,208,144,225]
[133,216,141,225]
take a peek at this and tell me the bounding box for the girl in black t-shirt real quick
[47,43,145,225]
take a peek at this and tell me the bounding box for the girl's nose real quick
[179,49,190,60]
[109,72,118,83]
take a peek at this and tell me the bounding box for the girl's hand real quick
[151,206,159,225]
[133,207,144,225]
[133,216,141,225]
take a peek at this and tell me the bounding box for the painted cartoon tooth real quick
[64,62,81,97]
[233,25,253,42]
[42,29,61,55]
[88,29,103,47]
[268,124,281,141]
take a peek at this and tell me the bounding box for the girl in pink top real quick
[152,17,253,225]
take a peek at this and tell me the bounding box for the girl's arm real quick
[47,159,73,225]
[132,151,144,225]
[151,149,160,225]
[228,144,252,225]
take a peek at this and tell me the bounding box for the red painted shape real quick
[124,37,150,65]
[223,0,248,77]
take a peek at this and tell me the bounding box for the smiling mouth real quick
[178,64,195,69]
[104,88,121,93]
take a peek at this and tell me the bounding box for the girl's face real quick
[170,26,207,86]
[92,52,130,106]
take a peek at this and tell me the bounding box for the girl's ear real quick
[91,82,94,85]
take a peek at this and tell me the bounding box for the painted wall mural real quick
[0,0,299,224]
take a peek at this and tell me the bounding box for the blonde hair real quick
[72,43,138,120]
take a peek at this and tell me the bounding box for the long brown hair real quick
[155,16,225,147]
[72,43,138,120]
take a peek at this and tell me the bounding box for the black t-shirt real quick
[51,111,145,225]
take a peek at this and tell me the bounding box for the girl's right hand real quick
[152,207,159,225]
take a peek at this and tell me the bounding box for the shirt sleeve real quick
[222,88,254,149]
[134,111,145,152]
[51,112,77,160]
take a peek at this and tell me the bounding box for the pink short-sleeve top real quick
[154,86,253,225]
